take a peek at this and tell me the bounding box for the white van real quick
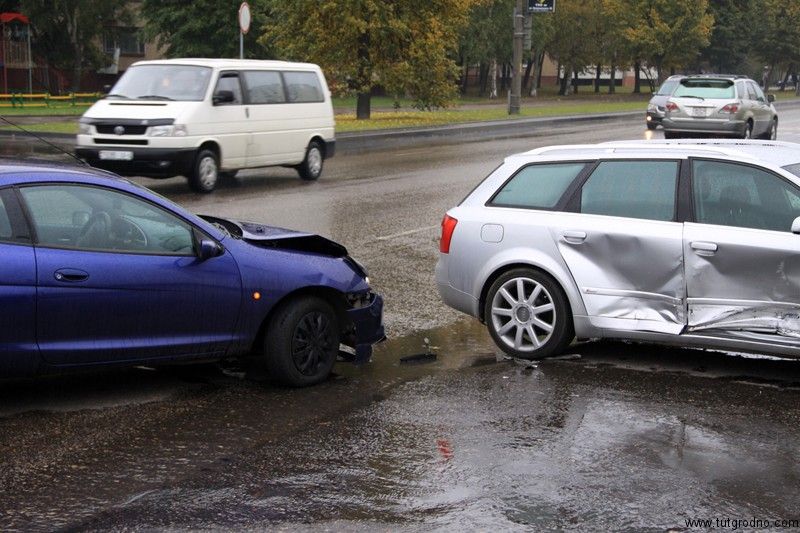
[76,58,336,192]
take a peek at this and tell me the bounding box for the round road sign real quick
[239,2,251,34]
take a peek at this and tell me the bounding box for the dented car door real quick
[685,159,800,341]
[556,160,686,334]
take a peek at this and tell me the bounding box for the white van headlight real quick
[149,124,188,137]
[78,123,92,135]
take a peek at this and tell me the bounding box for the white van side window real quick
[214,73,243,105]
[243,71,286,104]
[283,71,324,103]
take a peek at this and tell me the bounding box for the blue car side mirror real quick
[198,239,223,260]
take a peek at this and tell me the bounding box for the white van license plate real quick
[99,150,134,161]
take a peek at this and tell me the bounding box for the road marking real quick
[367,225,438,243]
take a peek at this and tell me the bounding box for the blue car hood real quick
[200,215,349,258]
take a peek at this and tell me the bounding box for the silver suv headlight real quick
[149,124,188,137]
[647,103,657,112]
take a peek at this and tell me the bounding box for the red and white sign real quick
[239,2,251,35]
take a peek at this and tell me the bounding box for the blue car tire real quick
[265,295,340,387]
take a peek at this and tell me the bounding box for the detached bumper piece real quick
[345,292,385,364]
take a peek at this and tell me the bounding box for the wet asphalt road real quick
[2,113,800,531]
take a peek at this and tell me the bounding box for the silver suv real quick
[662,75,778,139]
[436,140,800,360]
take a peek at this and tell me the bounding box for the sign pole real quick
[509,0,524,115]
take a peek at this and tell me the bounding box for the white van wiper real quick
[138,95,174,101]
[105,93,130,99]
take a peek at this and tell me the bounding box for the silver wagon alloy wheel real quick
[490,276,556,352]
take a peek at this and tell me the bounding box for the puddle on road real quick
[4,319,800,531]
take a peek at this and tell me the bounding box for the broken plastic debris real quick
[399,337,438,364]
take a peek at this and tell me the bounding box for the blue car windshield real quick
[109,65,212,101]
[674,79,735,99]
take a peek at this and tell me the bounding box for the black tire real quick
[297,141,324,181]
[189,149,220,193]
[484,268,573,360]
[646,121,658,130]
[767,118,778,140]
[264,296,340,387]
[663,131,680,139]
[740,120,753,140]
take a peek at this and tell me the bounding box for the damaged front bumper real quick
[344,291,386,364]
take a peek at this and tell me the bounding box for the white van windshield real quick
[108,65,212,101]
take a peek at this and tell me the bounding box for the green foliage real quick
[460,0,513,65]
[141,0,272,59]
[701,0,751,73]
[622,0,714,80]
[750,0,800,73]
[261,0,475,113]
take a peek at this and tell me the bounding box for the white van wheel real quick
[297,141,323,181]
[190,149,219,193]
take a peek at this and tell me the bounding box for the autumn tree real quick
[261,0,475,119]
[18,0,130,91]
[141,0,271,59]
[548,0,595,95]
[750,0,800,89]
[459,0,512,98]
[623,0,714,83]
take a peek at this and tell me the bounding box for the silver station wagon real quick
[436,140,800,360]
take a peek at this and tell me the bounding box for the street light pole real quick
[509,0,524,115]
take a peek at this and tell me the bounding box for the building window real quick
[104,28,144,56]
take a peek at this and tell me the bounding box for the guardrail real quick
[0,92,102,108]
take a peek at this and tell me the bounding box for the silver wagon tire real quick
[484,268,573,360]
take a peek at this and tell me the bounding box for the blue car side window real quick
[20,184,196,255]
[0,196,12,240]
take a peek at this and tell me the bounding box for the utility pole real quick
[509,0,525,115]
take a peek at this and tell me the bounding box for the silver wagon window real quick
[490,163,585,209]
[581,161,678,221]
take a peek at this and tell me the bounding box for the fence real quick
[0,92,102,108]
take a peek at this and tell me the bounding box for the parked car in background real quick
[436,140,800,360]
[0,160,383,386]
[662,75,778,140]
[646,75,683,130]
[76,59,336,193]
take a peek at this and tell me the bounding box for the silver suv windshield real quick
[108,65,212,102]
[674,79,735,99]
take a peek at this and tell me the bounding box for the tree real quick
[141,0,272,59]
[623,0,714,83]
[750,0,800,89]
[459,0,513,98]
[699,0,751,73]
[19,0,130,91]
[261,0,476,119]
[549,0,595,95]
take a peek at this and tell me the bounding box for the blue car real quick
[0,160,384,386]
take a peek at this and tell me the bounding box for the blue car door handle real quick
[54,269,89,282]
